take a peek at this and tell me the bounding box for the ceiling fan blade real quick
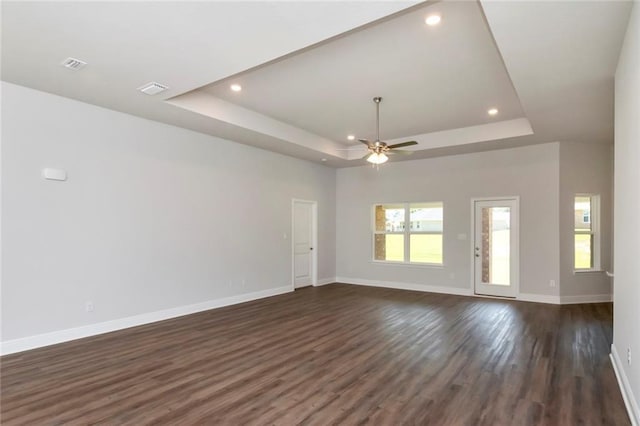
[358,138,371,146]
[387,149,414,156]
[387,141,418,149]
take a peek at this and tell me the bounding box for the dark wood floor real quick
[0,284,629,425]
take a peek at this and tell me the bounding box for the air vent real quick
[61,57,87,70]
[137,82,169,96]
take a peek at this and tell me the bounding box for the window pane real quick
[410,234,442,264]
[575,196,592,232]
[575,234,593,269]
[375,204,405,232]
[409,203,443,232]
[374,234,404,261]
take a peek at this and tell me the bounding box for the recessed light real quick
[425,15,441,26]
[347,135,355,141]
[488,108,499,116]
[230,84,242,92]
[321,158,327,162]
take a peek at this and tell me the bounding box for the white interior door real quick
[293,200,316,288]
[473,198,519,298]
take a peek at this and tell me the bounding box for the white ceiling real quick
[1,1,633,167]
[482,0,631,146]
[199,1,524,145]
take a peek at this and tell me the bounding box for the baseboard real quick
[339,276,553,302]
[560,294,612,304]
[336,276,473,296]
[517,293,612,305]
[336,277,615,306]
[0,286,292,356]
[611,344,640,425]
[518,293,561,304]
[515,293,612,305]
[315,277,336,286]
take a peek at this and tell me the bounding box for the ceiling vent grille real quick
[138,82,169,96]
[61,57,87,70]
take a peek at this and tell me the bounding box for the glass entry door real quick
[473,198,519,298]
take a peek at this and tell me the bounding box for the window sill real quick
[370,260,445,269]
[573,269,604,274]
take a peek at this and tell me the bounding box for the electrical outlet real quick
[549,280,556,288]
[85,301,94,313]
[628,348,632,365]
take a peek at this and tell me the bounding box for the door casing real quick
[470,196,520,298]
[291,199,318,290]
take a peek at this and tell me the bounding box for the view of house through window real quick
[373,202,443,264]
[574,195,600,270]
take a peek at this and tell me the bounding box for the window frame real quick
[574,194,601,272]
[371,202,444,266]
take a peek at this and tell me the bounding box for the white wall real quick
[0,80,621,355]
[336,143,561,299]
[613,2,640,423]
[1,82,336,345]
[559,141,613,298]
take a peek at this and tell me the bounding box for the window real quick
[373,202,443,265]
[574,195,600,270]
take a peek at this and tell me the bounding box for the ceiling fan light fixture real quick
[359,96,418,164]
[367,152,389,165]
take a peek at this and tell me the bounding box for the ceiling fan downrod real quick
[374,97,382,144]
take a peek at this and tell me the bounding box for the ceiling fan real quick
[359,97,418,164]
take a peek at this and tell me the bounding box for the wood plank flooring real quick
[0,284,630,425]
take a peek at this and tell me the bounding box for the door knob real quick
[310,247,314,251]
